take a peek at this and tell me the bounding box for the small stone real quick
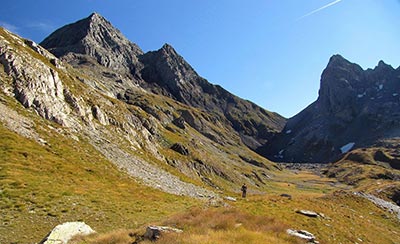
[224,196,237,202]
[296,210,319,218]
[280,193,292,199]
[287,229,317,243]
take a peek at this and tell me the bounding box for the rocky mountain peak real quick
[88,12,103,21]
[161,43,177,53]
[262,55,400,163]
[40,13,143,75]
[139,43,199,98]
[373,60,394,73]
[318,55,365,115]
[323,54,363,77]
[326,54,351,67]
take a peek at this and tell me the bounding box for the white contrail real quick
[298,0,343,20]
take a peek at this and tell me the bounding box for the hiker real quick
[241,183,247,198]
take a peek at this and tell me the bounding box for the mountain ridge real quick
[40,13,286,150]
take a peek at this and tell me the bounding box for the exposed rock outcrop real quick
[355,192,400,221]
[0,30,75,127]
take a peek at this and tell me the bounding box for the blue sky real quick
[1,0,399,118]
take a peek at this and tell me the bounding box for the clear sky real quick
[1,0,399,118]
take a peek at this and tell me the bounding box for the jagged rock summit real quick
[41,13,286,150]
[261,55,400,163]
[41,12,143,76]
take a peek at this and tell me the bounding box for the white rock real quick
[224,196,237,202]
[296,210,319,217]
[287,229,316,241]
[40,222,95,244]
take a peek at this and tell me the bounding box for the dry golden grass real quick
[71,230,135,244]
[73,206,303,244]
[155,207,302,244]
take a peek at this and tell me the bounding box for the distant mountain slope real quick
[261,55,400,164]
[40,13,286,150]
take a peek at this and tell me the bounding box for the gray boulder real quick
[144,226,183,241]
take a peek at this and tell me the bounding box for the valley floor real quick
[72,168,400,244]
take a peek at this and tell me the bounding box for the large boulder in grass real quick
[40,222,95,244]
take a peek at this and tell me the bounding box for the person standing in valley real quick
[241,183,247,198]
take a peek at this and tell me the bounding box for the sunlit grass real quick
[0,124,198,243]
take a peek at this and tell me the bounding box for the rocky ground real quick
[355,191,400,221]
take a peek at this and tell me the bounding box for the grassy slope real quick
[0,121,198,243]
[325,148,400,203]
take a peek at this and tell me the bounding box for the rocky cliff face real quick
[40,13,285,150]
[261,55,400,163]
[0,29,75,128]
